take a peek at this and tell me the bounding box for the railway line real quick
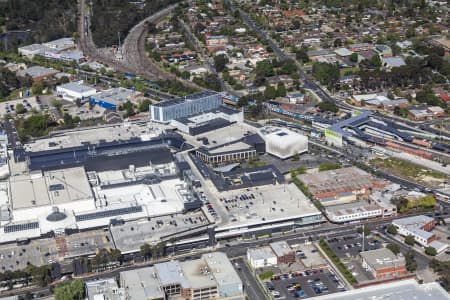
[78,0,203,90]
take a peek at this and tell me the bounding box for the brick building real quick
[270,241,295,264]
[361,248,407,280]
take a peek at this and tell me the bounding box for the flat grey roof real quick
[248,246,276,260]
[91,88,136,106]
[315,279,450,300]
[57,82,96,94]
[181,259,218,290]
[202,252,242,289]
[17,66,58,78]
[392,215,434,228]
[110,211,209,253]
[155,261,190,288]
[120,267,164,300]
[10,167,93,209]
[360,248,405,271]
[270,241,293,257]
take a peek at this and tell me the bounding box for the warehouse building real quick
[258,126,308,159]
[89,87,141,110]
[56,82,97,102]
[298,167,388,205]
[17,66,59,82]
[391,215,449,253]
[360,248,407,280]
[270,241,295,264]
[150,91,222,123]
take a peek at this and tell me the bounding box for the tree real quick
[405,250,417,272]
[425,246,437,256]
[214,54,229,73]
[264,84,276,100]
[31,82,44,95]
[15,103,26,114]
[140,243,152,259]
[357,225,371,236]
[404,235,415,246]
[318,101,338,113]
[386,243,400,255]
[31,265,52,287]
[312,62,340,88]
[180,71,190,80]
[120,101,135,118]
[147,22,158,34]
[138,99,151,112]
[370,54,382,69]
[295,47,309,63]
[349,53,358,63]
[387,224,397,235]
[53,279,85,300]
[276,82,286,97]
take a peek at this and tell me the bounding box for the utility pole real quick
[362,224,365,252]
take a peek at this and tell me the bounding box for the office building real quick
[270,241,295,264]
[247,247,277,269]
[392,215,447,254]
[360,248,407,280]
[56,82,97,102]
[119,252,243,300]
[150,91,222,123]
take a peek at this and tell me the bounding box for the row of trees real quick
[140,242,166,260]
[0,264,52,290]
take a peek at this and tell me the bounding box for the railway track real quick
[78,0,203,90]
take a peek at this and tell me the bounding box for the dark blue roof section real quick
[75,206,143,222]
[325,110,412,142]
[4,222,39,233]
[217,105,241,115]
[312,117,337,125]
[188,118,231,136]
[26,133,190,171]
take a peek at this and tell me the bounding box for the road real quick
[178,19,228,92]
[225,0,450,143]
[8,207,450,299]
[78,0,202,90]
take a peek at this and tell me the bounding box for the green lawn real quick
[371,157,447,180]
[340,66,359,76]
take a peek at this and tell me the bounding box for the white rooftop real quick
[218,183,321,231]
[24,123,163,153]
[247,246,276,260]
[315,279,450,300]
